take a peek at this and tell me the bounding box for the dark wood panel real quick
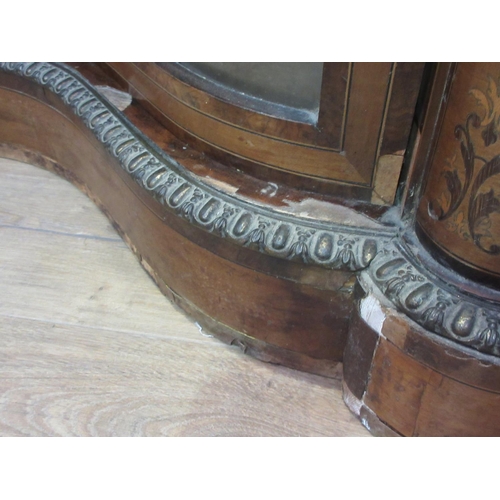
[403,326,500,393]
[400,63,456,218]
[342,304,379,400]
[363,338,432,436]
[346,302,500,435]
[414,372,500,436]
[343,62,393,180]
[364,337,500,436]
[380,62,426,156]
[316,62,350,149]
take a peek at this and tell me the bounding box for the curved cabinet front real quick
[4,62,500,436]
[0,63,393,378]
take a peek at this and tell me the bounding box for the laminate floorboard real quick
[0,157,369,436]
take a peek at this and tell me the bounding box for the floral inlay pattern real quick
[429,75,500,255]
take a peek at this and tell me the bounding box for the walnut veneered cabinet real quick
[1,61,500,436]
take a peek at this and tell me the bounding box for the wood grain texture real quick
[107,62,365,184]
[0,158,368,436]
[345,298,500,436]
[363,338,432,436]
[343,63,393,181]
[154,62,344,147]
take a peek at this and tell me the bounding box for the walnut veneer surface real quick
[0,158,368,437]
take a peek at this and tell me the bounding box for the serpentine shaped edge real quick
[0,62,389,271]
[3,62,500,357]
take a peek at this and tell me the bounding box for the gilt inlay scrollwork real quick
[429,75,500,255]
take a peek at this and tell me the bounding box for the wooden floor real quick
[0,157,368,437]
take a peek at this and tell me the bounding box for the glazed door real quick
[106,62,425,204]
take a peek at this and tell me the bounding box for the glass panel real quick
[180,62,324,122]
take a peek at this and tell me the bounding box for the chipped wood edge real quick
[371,154,404,205]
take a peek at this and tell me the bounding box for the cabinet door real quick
[108,62,424,204]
